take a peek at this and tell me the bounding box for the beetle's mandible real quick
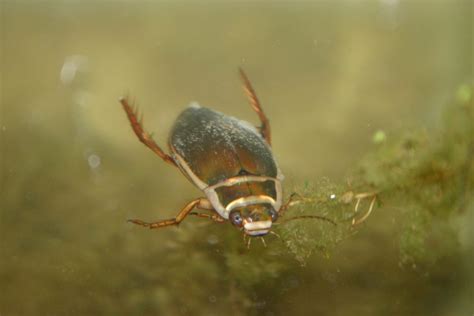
[120,69,295,237]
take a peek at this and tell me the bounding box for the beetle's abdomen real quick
[169,105,278,186]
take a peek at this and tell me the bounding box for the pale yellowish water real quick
[1,1,472,315]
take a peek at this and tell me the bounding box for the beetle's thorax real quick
[203,175,283,219]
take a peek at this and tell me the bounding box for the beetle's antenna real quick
[260,237,267,248]
[278,215,337,226]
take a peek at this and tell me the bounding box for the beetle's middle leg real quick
[128,197,216,229]
[239,68,272,146]
[120,96,177,167]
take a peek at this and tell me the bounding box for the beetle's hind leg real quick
[239,68,272,146]
[119,96,177,167]
[128,198,218,229]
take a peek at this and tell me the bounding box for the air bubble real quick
[88,154,101,169]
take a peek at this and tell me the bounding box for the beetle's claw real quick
[352,195,377,226]
[341,191,378,226]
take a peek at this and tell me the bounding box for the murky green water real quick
[1,1,472,315]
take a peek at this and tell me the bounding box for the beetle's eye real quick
[229,211,243,227]
[268,208,278,222]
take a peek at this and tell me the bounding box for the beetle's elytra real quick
[120,69,292,237]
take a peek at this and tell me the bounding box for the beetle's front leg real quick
[188,212,226,223]
[278,192,304,217]
[128,197,212,229]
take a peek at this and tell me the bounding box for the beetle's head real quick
[228,203,278,236]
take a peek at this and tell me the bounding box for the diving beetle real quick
[120,69,329,238]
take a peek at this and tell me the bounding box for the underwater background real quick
[1,1,472,315]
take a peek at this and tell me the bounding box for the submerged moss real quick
[275,178,356,265]
[351,84,473,267]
